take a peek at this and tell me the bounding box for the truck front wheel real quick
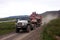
[16,28,20,33]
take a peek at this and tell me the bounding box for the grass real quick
[0,18,15,21]
[43,18,60,40]
[0,22,16,35]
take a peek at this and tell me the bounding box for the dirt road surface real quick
[0,32,30,40]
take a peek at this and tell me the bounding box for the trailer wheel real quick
[33,24,36,30]
[38,24,41,27]
[27,25,31,32]
[16,28,20,33]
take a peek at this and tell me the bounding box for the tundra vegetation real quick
[0,18,15,21]
[43,18,60,40]
[0,22,15,35]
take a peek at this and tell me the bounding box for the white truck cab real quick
[16,18,31,33]
[17,19,28,26]
[16,19,28,28]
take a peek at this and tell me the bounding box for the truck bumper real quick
[16,25,27,29]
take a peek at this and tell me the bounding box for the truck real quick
[16,12,42,33]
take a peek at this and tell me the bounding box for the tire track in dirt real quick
[5,33,29,40]
[0,33,17,40]
[0,32,30,40]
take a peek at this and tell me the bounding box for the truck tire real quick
[33,24,36,30]
[16,28,20,33]
[26,25,31,32]
[37,24,40,27]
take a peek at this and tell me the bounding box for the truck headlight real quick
[17,23,22,26]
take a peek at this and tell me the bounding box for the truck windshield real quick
[18,17,29,20]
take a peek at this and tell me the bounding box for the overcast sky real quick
[0,0,60,18]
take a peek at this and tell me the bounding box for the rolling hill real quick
[0,10,60,21]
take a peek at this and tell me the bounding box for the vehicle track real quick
[0,32,29,40]
[0,33,17,40]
